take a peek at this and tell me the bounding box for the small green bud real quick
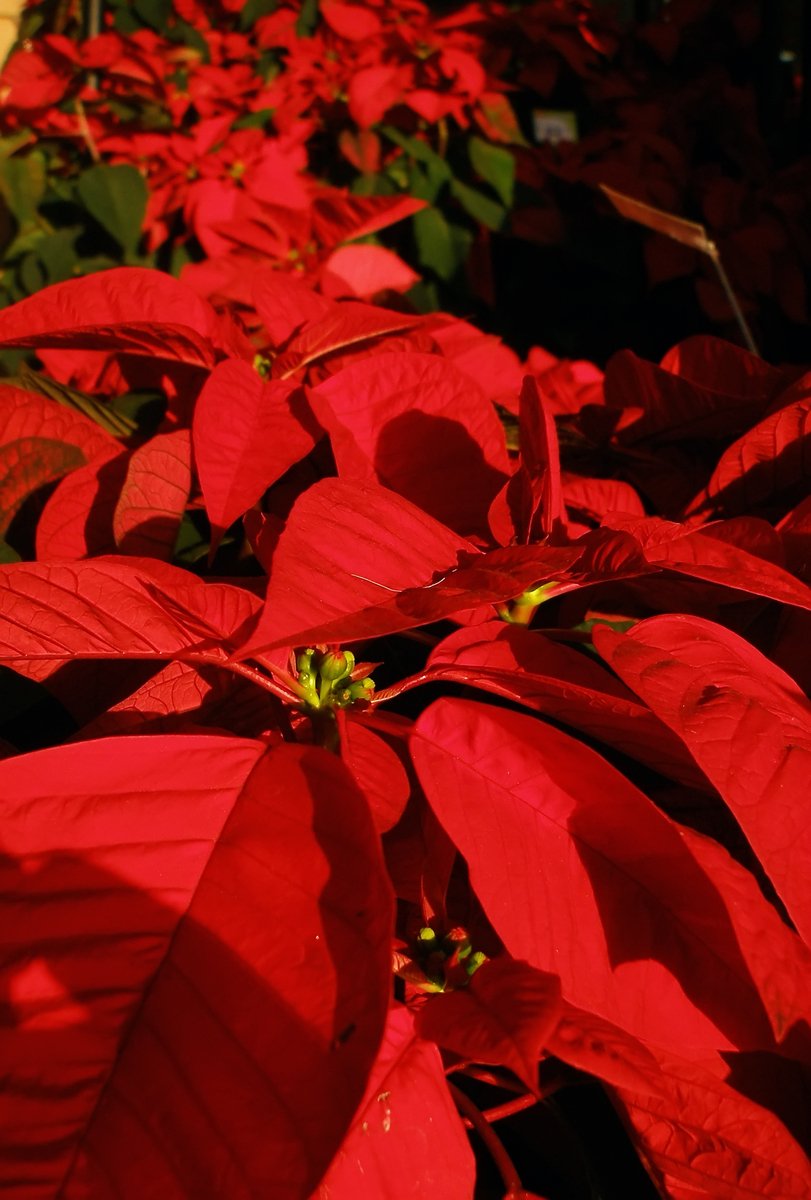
[347,677,375,701]
[319,650,355,682]
[465,951,487,977]
[296,648,315,673]
[417,927,438,949]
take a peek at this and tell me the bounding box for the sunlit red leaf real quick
[613,1048,811,1199]
[0,269,218,367]
[548,1002,665,1096]
[239,479,579,655]
[112,429,192,561]
[274,303,422,378]
[416,957,562,1092]
[309,351,509,536]
[36,447,128,560]
[0,383,119,536]
[193,359,317,547]
[315,1004,475,1200]
[0,557,260,671]
[341,715,411,833]
[594,615,811,948]
[686,391,811,519]
[411,698,808,1054]
[320,244,420,300]
[0,736,393,1197]
[77,659,278,740]
[424,621,704,787]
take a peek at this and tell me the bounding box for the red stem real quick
[447,1080,523,1195]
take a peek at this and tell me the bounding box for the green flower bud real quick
[296,648,315,673]
[319,649,355,682]
[347,677,375,701]
[465,951,487,977]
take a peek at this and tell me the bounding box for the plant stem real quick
[448,1080,523,1195]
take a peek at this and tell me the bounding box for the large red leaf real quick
[686,392,811,518]
[0,736,394,1198]
[35,447,128,560]
[594,615,811,948]
[604,349,768,444]
[77,659,279,740]
[416,957,562,1092]
[659,335,787,404]
[0,383,119,535]
[341,715,411,833]
[112,429,192,560]
[424,622,704,787]
[320,244,419,299]
[411,699,811,1054]
[612,1049,811,1199]
[315,1004,475,1200]
[547,1002,665,1096]
[601,514,811,611]
[0,558,260,674]
[310,192,426,246]
[0,269,218,367]
[193,359,317,546]
[309,350,509,536]
[252,270,332,347]
[240,480,579,654]
[240,478,471,654]
[274,304,422,378]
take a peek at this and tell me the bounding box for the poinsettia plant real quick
[1,262,810,1199]
[1,0,807,361]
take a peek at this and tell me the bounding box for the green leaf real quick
[133,0,171,29]
[468,137,515,208]
[0,152,46,227]
[35,228,79,285]
[295,0,319,36]
[413,208,471,281]
[0,539,20,564]
[240,0,279,28]
[450,179,506,231]
[77,164,148,258]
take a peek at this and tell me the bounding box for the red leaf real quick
[0,383,119,535]
[0,437,84,536]
[0,269,218,367]
[660,335,786,403]
[113,429,192,560]
[0,736,393,1197]
[35,447,129,560]
[193,360,316,546]
[239,480,579,654]
[613,1049,811,1199]
[411,698,809,1053]
[309,351,509,536]
[77,659,278,740]
[518,374,565,538]
[315,1004,475,1200]
[416,958,562,1092]
[687,392,811,518]
[240,478,472,655]
[252,270,332,348]
[310,192,424,246]
[341,715,411,833]
[594,615,811,948]
[274,303,422,378]
[602,515,811,611]
[425,621,705,787]
[604,348,768,444]
[320,244,420,300]
[548,1002,665,1096]
[0,557,260,671]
